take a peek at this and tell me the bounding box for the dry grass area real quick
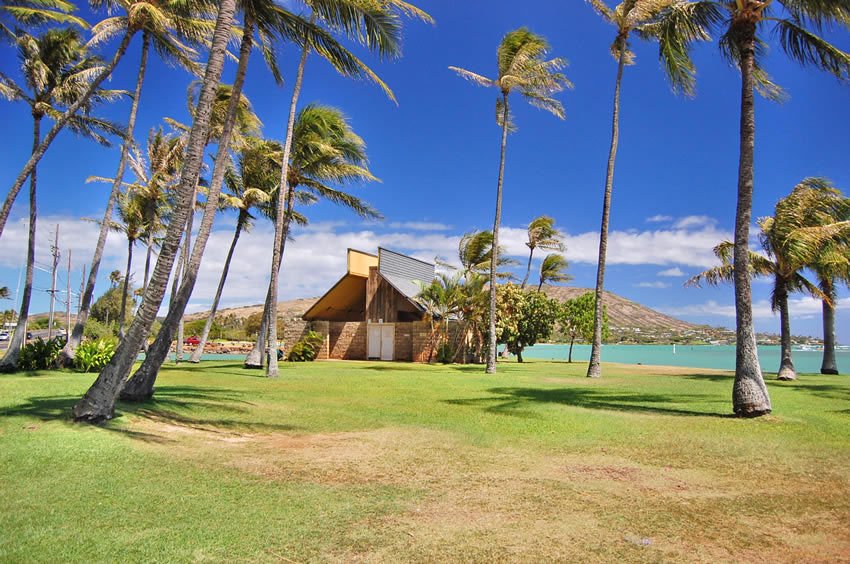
[2,360,850,562]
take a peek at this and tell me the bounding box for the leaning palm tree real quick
[73,0,240,422]
[0,28,123,371]
[521,215,564,288]
[246,104,381,371]
[0,0,210,244]
[188,140,275,362]
[697,0,850,414]
[262,0,432,378]
[450,27,571,374]
[687,179,846,381]
[537,253,572,292]
[585,0,717,379]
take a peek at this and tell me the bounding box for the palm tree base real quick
[118,388,155,403]
[820,368,839,375]
[777,364,797,381]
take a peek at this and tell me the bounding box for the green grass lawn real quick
[1,360,849,562]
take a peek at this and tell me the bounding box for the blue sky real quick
[1,1,849,344]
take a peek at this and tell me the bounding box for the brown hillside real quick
[541,286,697,334]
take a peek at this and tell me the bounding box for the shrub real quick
[18,337,64,371]
[286,331,324,362]
[83,318,114,340]
[74,338,117,373]
[435,341,455,364]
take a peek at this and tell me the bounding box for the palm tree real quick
[450,28,570,374]
[521,215,564,288]
[0,28,122,371]
[811,244,850,375]
[73,0,240,422]
[188,139,275,362]
[111,192,145,338]
[246,104,381,370]
[59,0,208,364]
[121,0,411,392]
[0,0,209,243]
[417,272,464,362]
[537,253,572,292]
[0,0,87,42]
[262,0,432,378]
[585,0,717,379]
[696,0,850,414]
[687,179,847,381]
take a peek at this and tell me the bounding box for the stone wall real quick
[327,321,367,360]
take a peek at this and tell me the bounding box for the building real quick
[287,248,440,362]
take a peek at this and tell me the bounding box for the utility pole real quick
[47,225,60,341]
[65,249,72,337]
[78,263,86,311]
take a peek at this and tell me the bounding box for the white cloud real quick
[635,281,671,289]
[646,214,672,223]
[658,267,685,277]
[388,221,452,231]
[658,297,850,320]
[672,215,716,230]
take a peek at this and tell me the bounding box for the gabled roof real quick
[378,248,435,305]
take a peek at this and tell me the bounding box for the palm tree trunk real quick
[117,238,133,339]
[776,278,796,380]
[587,37,627,379]
[60,31,150,364]
[537,279,544,292]
[120,15,254,401]
[521,247,534,289]
[189,215,244,362]
[568,334,575,363]
[0,116,40,370]
[0,30,135,242]
[265,24,312,378]
[731,26,771,416]
[143,231,153,293]
[820,280,838,374]
[244,284,271,368]
[175,191,195,363]
[72,0,237,421]
[486,92,510,375]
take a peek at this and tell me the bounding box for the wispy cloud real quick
[673,215,716,230]
[634,281,671,289]
[658,267,685,277]
[646,214,672,223]
[657,297,850,320]
[388,221,452,231]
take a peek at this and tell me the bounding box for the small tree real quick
[496,284,559,363]
[559,292,609,363]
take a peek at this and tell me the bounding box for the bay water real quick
[521,343,849,375]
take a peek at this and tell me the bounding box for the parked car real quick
[184,336,200,346]
[0,331,9,341]
[26,332,33,340]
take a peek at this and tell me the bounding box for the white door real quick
[367,325,382,359]
[380,325,394,361]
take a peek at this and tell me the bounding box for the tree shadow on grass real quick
[771,382,850,402]
[0,385,300,438]
[679,373,734,383]
[445,387,731,418]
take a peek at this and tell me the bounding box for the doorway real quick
[367,323,394,360]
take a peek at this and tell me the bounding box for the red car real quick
[184,336,200,346]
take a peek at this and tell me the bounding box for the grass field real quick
[1,360,849,562]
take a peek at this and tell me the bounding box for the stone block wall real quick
[327,321,367,360]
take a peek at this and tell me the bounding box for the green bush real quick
[18,337,64,370]
[74,338,117,373]
[286,331,324,362]
[435,341,455,364]
[84,318,115,340]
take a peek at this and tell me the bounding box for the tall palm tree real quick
[188,140,275,362]
[537,253,572,292]
[697,0,850,414]
[687,179,847,381]
[121,0,410,392]
[262,0,432,378]
[450,28,570,374]
[73,0,239,422]
[111,191,145,338]
[246,104,381,371]
[59,0,208,363]
[585,0,716,379]
[0,0,209,243]
[811,244,850,375]
[521,215,564,288]
[0,28,122,371]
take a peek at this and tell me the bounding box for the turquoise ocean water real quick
[151,345,849,374]
[521,343,849,374]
